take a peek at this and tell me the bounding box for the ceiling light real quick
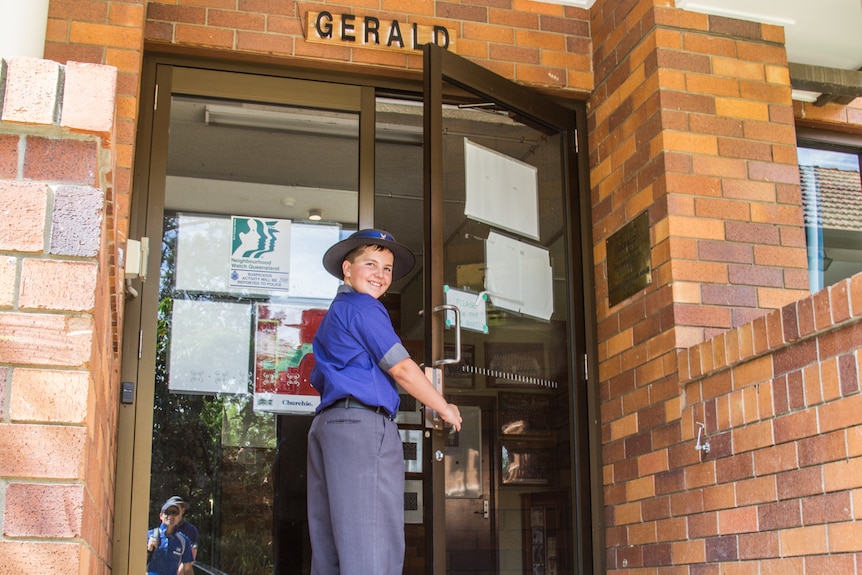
[308,209,322,221]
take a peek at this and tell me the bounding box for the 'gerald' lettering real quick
[364,16,380,44]
[433,26,450,48]
[387,20,404,48]
[315,11,333,38]
[341,13,355,42]
[306,10,455,53]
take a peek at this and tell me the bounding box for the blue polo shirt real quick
[146,525,193,575]
[311,285,409,417]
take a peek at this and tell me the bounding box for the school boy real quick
[307,228,462,575]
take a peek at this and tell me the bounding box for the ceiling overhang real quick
[790,63,862,106]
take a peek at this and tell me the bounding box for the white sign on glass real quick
[484,231,554,321]
[464,139,539,240]
[168,299,251,394]
[175,214,340,299]
[230,216,292,291]
[444,285,488,334]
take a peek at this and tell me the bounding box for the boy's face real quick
[342,245,394,299]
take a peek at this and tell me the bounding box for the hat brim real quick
[323,231,415,282]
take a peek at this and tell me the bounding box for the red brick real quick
[19,260,98,312]
[2,58,62,125]
[827,521,862,552]
[0,313,93,367]
[718,506,758,534]
[773,409,818,444]
[777,467,823,500]
[780,525,827,556]
[738,531,779,559]
[4,483,84,537]
[0,423,85,478]
[69,22,143,50]
[823,457,862,492]
[0,134,19,178]
[819,393,862,433]
[23,138,99,186]
[736,475,777,506]
[60,61,117,133]
[0,182,48,252]
[0,541,80,575]
[801,491,852,525]
[10,369,88,424]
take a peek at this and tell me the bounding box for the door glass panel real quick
[439,103,573,575]
[150,94,359,574]
[373,95,428,569]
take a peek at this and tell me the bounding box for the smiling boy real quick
[306,228,462,575]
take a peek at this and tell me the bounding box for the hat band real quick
[351,229,395,242]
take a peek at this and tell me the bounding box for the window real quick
[797,135,862,292]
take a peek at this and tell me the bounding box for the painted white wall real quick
[0,0,50,59]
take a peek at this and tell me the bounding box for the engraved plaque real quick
[606,211,652,307]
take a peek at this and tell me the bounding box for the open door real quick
[422,44,593,575]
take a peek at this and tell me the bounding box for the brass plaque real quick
[606,211,652,307]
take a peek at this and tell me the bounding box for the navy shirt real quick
[311,285,409,417]
[146,525,193,575]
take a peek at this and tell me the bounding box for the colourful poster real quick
[253,303,326,414]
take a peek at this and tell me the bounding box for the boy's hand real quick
[440,403,462,432]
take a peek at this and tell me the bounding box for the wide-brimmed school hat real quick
[322,229,415,281]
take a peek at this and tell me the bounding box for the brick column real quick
[589,0,809,570]
[0,56,118,575]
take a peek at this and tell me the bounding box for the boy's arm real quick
[388,358,462,431]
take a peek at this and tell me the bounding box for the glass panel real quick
[437,103,573,575]
[798,145,862,291]
[373,95,428,570]
[149,94,359,574]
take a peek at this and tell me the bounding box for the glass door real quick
[117,63,375,575]
[422,44,592,575]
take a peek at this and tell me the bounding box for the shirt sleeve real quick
[352,299,409,370]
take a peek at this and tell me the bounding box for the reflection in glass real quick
[148,95,359,574]
[798,145,862,291]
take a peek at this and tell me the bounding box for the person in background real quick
[164,495,199,573]
[147,498,194,575]
[307,229,463,575]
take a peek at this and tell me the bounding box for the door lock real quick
[473,500,489,519]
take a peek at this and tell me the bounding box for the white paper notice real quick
[464,139,539,240]
[444,286,489,334]
[175,214,340,299]
[485,231,553,321]
[168,299,251,394]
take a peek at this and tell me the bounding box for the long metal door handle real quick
[432,304,460,366]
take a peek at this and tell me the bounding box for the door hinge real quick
[154,83,159,111]
[583,353,588,382]
[574,128,579,154]
[138,329,143,360]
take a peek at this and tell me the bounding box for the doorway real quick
[116,53,593,575]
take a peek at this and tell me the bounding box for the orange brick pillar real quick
[0,57,118,575]
[588,0,809,570]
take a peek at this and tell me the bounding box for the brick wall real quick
[590,0,862,573]
[138,0,593,93]
[668,275,862,573]
[0,56,119,575]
